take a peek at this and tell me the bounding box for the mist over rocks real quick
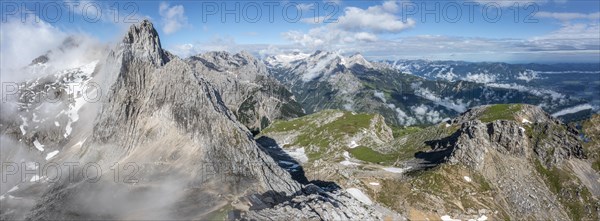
[1,20,390,220]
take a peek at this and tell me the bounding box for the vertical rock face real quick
[17,20,388,221]
[121,19,169,66]
[449,120,531,170]
[24,20,302,220]
[97,20,303,194]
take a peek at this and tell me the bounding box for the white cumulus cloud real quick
[159,2,188,34]
[0,15,104,83]
[283,1,414,48]
[335,2,415,33]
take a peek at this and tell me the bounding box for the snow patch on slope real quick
[19,115,28,135]
[340,151,361,166]
[264,52,310,67]
[284,147,308,163]
[441,215,461,221]
[383,167,410,173]
[62,60,98,138]
[346,188,373,205]
[303,52,339,82]
[33,140,45,152]
[463,176,472,182]
[464,72,497,83]
[45,150,59,160]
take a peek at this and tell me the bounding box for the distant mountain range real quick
[384,59,600,108]
[264,51,597,126]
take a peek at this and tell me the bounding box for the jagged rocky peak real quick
[20,19,310,220]
[263,51,311,68]
[188,50,269,82]
[267,50,375,71]
[446,104,585,170]
[28,36,95,66]
[121,19,169,66]
[185,49,304,132]
[29,54,49,65]
[236,50,256,60]
[312,50,325,56]
[346,52,373,68]
[264,50,336,69]
[195,51,262,69]
[430,104,595,220]
[59,36,81,51]
[349,52,363,58]
[309,50,340,61]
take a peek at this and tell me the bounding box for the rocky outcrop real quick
[449,104,585,170]
[448,120,530,170]
[244,184,400,220]
[121,20,170,66]
[439,104,591,220]
[187,51,303,133]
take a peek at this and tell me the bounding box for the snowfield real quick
[346,188,373,205]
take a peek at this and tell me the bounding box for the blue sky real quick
[1,0,599,63]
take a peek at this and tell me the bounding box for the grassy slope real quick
[479,104,523,123]
[534,159,599,221]
[374,164,508,220]
[261,110,376,161]
[261,109,431,164]
[582,114,600,171]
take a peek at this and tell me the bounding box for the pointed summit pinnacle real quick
[122,19,169,66]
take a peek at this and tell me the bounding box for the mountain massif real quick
[265,51,593,126]
[259,104,600,220]
[1,20,599,221]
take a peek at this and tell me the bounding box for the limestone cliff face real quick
[18,20,388,220]
[121,20,170,66]
[94,20,300,194]
[24,20,302,220]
